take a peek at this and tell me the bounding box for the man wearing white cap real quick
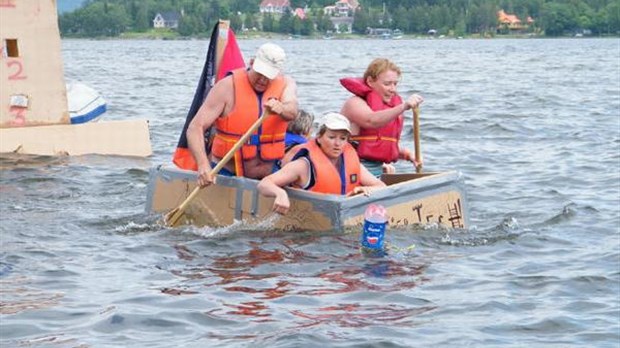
[258,112,386,215]
[187,42,299,186]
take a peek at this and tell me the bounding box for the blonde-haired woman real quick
[340,58,424,177]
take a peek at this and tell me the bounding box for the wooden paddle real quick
[164,111,269,227]
[413,107,423,173]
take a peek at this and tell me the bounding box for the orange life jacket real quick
[288,139,361,195]
[211,69,287,176]
[340,77,403,163]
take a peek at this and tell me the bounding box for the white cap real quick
[323,112,351,134]
[252,43,285,79]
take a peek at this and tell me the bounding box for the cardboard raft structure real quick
[0,0,151,157]
[147,166,470,231]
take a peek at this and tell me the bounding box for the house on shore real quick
[324,0,359,33]
[324,0,359,17]
[259,0,291,15]
[153,11,181,29]
[497,10,533,33]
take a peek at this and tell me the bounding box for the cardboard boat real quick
[152,20,469,231]
[0,0,151,157]
[146,165,469,231]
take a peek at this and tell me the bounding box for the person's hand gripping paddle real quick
[164,110,269,227]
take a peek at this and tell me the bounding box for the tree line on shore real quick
[59,0,619,38]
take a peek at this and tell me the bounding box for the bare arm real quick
[399,147,423,168]
[264,75,298,121]
[347,164,387,197]
[340,94,424,130]
[186,77,232,187]
[257,159,309,214]
[360,164,386,188]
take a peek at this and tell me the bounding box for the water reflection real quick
[0,276,64,315]
[290,303,437,328]
[218,301,272,319]
[161,234,434,328]
[0,153,70,170]
[297,259,429,296]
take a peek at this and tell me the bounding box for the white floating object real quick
[66,82,107,124]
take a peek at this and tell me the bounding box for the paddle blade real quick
[164,207,184,227]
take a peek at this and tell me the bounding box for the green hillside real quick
[58,0,619,38]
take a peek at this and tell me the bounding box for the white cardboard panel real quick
[0,120,152,157]
[0,0,69,127]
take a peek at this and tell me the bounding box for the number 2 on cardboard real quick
[7,60,26,80]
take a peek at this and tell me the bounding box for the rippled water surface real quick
[1,38,619,347]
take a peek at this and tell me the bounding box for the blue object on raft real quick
[67,81,107,124]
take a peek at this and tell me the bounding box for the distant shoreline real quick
[61,31,615,41]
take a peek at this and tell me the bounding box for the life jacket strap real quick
[214,132,286,145]
[351,135,398,142]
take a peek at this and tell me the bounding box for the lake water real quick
[1,38,619,347]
